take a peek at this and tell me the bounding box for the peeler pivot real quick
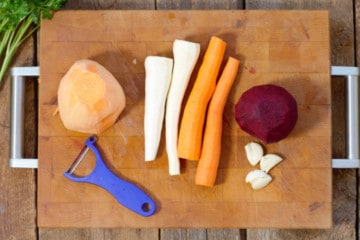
[64,136,156,217]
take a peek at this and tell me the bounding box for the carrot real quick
[195,57,240,187]
[177,36,227,161]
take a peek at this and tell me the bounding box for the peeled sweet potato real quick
[57,59,126,134]
[235,84,298,143]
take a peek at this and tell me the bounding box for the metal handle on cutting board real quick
[8,66,360,169]
[331,66,360,168]
[9,66,39,168]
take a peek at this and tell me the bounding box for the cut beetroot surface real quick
[235,84,298,143]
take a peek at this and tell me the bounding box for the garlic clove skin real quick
[245,169,265,183]
[245,169,272,189]
[250,174,272,189]
[260,153,283,173]
[245,142,264,166]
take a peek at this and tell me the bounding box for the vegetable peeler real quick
[64,136,156,217]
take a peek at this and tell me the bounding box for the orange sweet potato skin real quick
[57,59,126,134]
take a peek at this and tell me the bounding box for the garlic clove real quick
[260,153,283,173]
[245,169,264,183]
[250,174,272,189]
[245,169,272,189]
[245,142,264,166]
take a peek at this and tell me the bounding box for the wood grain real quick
[38,2,161,240]
[247,0,356,239]
[38,10,331,229]
[63,0,154,9]
[156,0,242,9]
[0,0,356,240]
[356,2,360,239]
[154,4,244,240]
[39,228,159,240]
[157,1,245,239]
[0,37,37,240]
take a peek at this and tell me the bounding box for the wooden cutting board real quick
[38,10,332,228]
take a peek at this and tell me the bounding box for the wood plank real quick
[160,229,243,240]
[38,3,158,240]
[0,1,348,240]
[355,1,360,239]
[156,3,245,240]
[246,0,356,239]
[0,2,354,240]
[63,0,154,9]
[157,1,245,239]
[39,228,159,240]
[207,229,243,240]
[161,229,207,240]
[0,37,37,239]
[156,0,242,9]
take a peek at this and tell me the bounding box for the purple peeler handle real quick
[64,136,156,217]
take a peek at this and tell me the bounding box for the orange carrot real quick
[195,57,240,187]
[177,36,227,160]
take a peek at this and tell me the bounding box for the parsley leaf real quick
[0,0,67,85]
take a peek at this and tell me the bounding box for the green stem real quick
[0,30,11,58]
[0,16,38,85]
[0,29,16,83]
[0,18,9,32]
[0,43,16,84]
[12,16,34,48]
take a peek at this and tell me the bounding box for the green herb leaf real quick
[0,0,67,85]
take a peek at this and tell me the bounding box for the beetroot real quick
[235,84,298,143]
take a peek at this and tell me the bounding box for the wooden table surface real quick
[0,0,357,239]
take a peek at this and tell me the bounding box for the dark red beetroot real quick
[235,84,298,143]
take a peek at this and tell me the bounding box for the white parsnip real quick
[144,56,173,161]
[165,40,200,175]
